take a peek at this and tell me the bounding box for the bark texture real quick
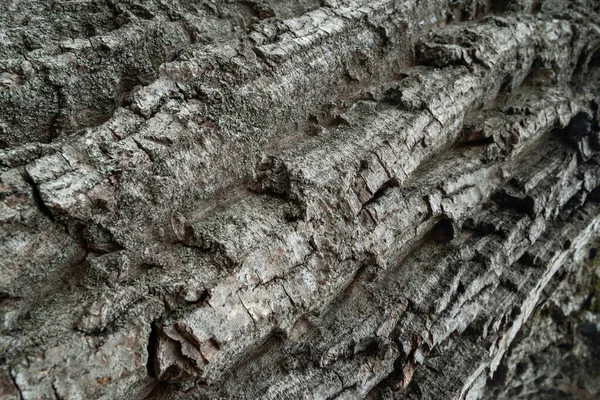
[1,0,600,399]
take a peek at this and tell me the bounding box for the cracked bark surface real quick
[1,0,600,399]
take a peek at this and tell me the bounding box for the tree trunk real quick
[1,0,599,399]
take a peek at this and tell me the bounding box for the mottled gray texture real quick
[1,0,600,399]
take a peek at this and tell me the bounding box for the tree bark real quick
[1,0,599,399]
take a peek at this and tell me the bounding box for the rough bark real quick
[1,0,600,399]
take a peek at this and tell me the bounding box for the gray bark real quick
[1,0,600,399]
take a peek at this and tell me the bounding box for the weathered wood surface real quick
[1,0,599,399]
